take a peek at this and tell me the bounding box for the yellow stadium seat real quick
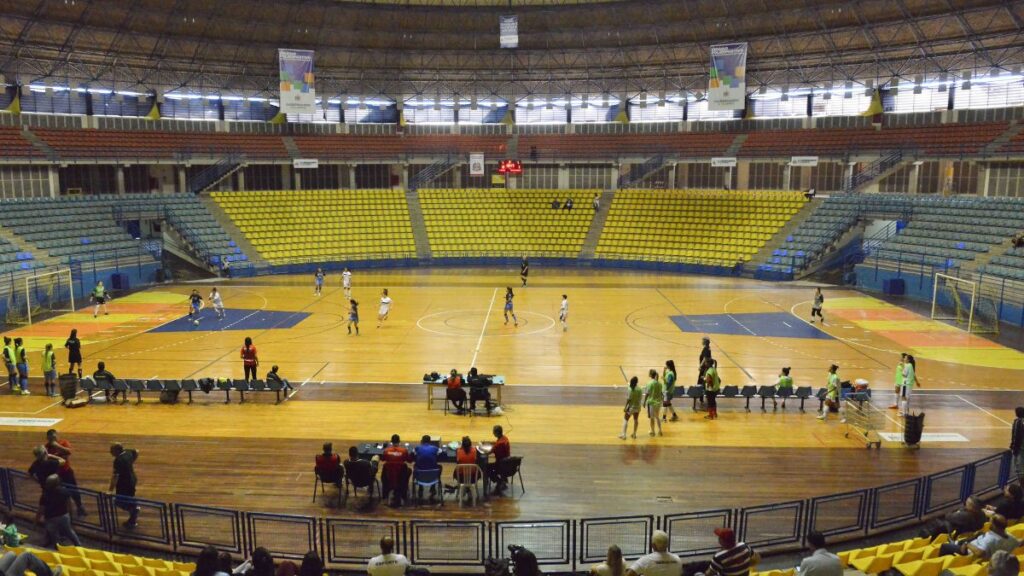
[893,557,945,576]
[945,563,988,576]
[120,565,153,576]
[57,545,85,557]
[170,563,196,573]
[141,558,172,571]
[59,557,91,569]
[111,555,141,568]
[88,560,120,574]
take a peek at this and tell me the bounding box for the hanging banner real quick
[499,15,519,48]
[790,156,819,167]
[278,49,316,115]
[708,43,747,111]
[469,153,485,176]
[711,157,737,168]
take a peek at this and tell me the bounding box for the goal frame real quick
[930,272,996,334]
[18,268,75,325]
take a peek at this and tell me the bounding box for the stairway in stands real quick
[198,195,267,267]
[282,136,302,159]
[744,197,821,274]
[579,190,616,259]
[21,127,59,161]
[404,190,433,261]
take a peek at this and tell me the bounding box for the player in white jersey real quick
[342,267,352,298]
[559,294,569,331]
[377,288,392,328]
[209,287,225,320]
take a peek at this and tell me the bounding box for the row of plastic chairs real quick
[79,376,290,404]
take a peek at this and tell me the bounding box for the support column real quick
[47,165,59,198]
[337,164,346,189]
[908,162,921,194]
[938,159,954,196]
[678,162,689,187]
[236,167,245,191]
[293,170,302,191]
[844,162,856,190]
[724,167,734,190]
[116,165,126,195]
[178,166,188,192]
[979,163,991,197]
[557,163,570,190]
[666,162,677,189]
[783,164,792,190]
[453,164,463,187]
[736,160,750,190]
[798,166,811,190]
[348,165,357,189]
[610,163,620,191]
[281,165,292,190]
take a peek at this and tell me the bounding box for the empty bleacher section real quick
[740,123,1008,157]
[872,197,1024,268]
[0,237,36,275]
[518,133,736,159]
[292,134,507,159]
[33,129,288,160]
[18,544,196,576]
[0,126,44,157]
[595,190,806,267]
[212,190,416,264]
[983,248,1024,281]
[419,188,596,258]
[779,196,862,267]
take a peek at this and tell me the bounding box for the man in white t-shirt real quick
[368,536,410,576]
[627,530,681,576]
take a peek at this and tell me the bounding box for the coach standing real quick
[109,443,140,529]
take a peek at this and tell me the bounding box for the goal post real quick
[4,268,76,326]
[930,273,1000,334]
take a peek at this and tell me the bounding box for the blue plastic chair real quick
[412,468,444,505]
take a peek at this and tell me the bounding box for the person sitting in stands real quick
[940,514,1019,559]
[626,530,681,576]
[551,198,561,209]
[1012,232,1024,250]
[314,442,343,497]
[0,550,62,576]
[922,496,986,538]
[413,434,441,502]
[368,536,410,576]
[708,527,759,576]
[240,547,275,576]
[990,551,1021,576]
[266,365,294,397]
[94,361,121,403]
[446,369,466,414]
[798,531,841,576]
[381,434,411,508]
[591,545,627,576]
[563,197,574,211]
[987,484,1024,523]
[192,545,227,576]
[489,425,512,495]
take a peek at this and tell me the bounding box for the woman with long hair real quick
[662,360,678,422]
[64,329,82,379]
[240,337,258,382]
[619,376,641,440]
[348,299,360,335]
[900,354,921,416]
[590,545,626,576]
[642,368,664,436]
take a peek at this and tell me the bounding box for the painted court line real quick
[955,394,1012,426]
[471,288,498,367]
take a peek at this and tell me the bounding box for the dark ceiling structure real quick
[0,0,1022,101]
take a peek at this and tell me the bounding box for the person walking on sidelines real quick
[342,267,353,299]
[91,281,109,318]
[14,337,29,395]
[642,369,664,437]
[520,257,529,287]
[109,443,140,529]
[37,474,81,547]
[41,344,57,397]
[810,287,825,324]
[818,364,844,422]
[620,376,642,440]
[704,358,721,420]
[3,336,17,392]
[1011,407,1024,487]
[899,354,921,417]
[889,353,906,410]
[662,360,679,422]
[64,329,83,379]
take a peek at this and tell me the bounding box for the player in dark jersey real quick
[520,257,529,287]
[187,289,204,321]
[503,287,518,326]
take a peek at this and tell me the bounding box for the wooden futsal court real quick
[0,269,1019,520]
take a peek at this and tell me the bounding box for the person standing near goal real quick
[342,267,353,299]
[377,289,392,328]
[504,287,518,327]
[91,281,109,318]
[209,287,225,320]
[314,267,325,296]
[810,288,825,324]
[559,294,569,332]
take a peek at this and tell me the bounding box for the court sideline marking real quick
[956,394,1012,426]
[470,288,498,367]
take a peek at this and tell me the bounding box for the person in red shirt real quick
[381,434,411,507]
[45,429,86,516]
[489,425,512,494]
[314,442,343,501]
[240,337,258,382]
[446,369,466,414]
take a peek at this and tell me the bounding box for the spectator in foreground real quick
[512,548,542,576]
[314,442,343,502]
[193,545,227,576]
[797,531,841,576]
[921,496,986,539]
[990,550,1021,576]
[708,527,759,576]
[591,545,627,576]
[298,552,323,576]
[45,429,87,516]
[109,442,140,529]
[1011,406,1024,487]
[37,474,81,547]
[939,514,1019,559]
[626,530,682,576]
[216,551,234,576]
[0,550,61,576]
[242,547,275,576]
[381,434,411,508]
[987,484,1024,523]
[368,536,410,576]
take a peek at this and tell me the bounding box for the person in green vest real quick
[889,353,906,410]
[642,369,664,437]
[91,281,109,318]
[14,337,29,395]
[899,354,921,417]
[42,343,57,398]
[704,358,721,420]
[2,336,15,390]
[619,376,642,440]
[773,367,794,410]
[662,360,679,422]
[818,364,844,422]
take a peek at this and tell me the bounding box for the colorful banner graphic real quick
[278,49,316,115]
[708,43,747,111]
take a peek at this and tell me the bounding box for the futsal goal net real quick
[930,273,1000,334]
[4,268,76,326]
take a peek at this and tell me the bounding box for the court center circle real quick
[417,308,556,337]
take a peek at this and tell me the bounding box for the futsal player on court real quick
[520,257,529,287]
[810,288,825,324]
[342,267,352,299]
[620,376,642,440]
[559,294,569,332]
[817,364,844,422]
[662,360,678,422]
[91,281,109,318]
[703,358,721,420]
[187,289,204,321]
[377,289,392,328]
[348,299,360,335]
[504,287,518,326]
[314,268,325,296]
[209,287,225,320]
[642,369,664,436]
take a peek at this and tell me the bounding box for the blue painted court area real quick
[670,312,834,340]
[149,309,311,333]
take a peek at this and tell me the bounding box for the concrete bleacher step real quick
[983,119,1024,154]
[746,197,822,271]
[580,189,616,259]
[965,235,1017,273]
[725,133,748,156]
[281,136,302,159]
[198,195,267,267]
[20,127,59,161]
[404,190,433,260]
